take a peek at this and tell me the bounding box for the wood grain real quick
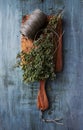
[0,0,83,130]
[21,15,62,111]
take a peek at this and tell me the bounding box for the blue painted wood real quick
[0,0,83,130]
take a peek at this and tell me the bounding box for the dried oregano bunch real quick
[16,14,61,83]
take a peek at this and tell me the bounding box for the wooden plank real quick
[0,0,83,130]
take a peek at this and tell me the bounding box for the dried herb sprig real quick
[16,14,61,83]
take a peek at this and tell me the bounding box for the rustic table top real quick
[0,0,83,130]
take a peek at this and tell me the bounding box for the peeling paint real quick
[0,0,83,130]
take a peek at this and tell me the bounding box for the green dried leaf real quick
[16,15,61,83]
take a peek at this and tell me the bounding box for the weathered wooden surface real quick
[0,0,83,130]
